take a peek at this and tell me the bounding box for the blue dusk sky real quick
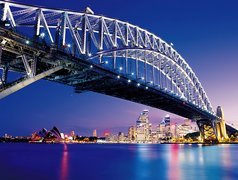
[0,0,238,136]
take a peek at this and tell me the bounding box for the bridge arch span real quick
[0,0,213,117]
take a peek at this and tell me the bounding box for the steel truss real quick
[0,1,213,115]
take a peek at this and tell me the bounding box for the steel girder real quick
[0,1,214,116]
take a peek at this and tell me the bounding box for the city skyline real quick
[1,0,238,136]
[3,112,199,143]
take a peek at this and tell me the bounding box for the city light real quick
[137,83,140,87]
[128,79,131,83]
[117,75,120,79]
[67,44,71,48]
[119,67,123,71]
[25,40,30,44]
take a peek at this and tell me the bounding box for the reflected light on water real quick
[168,144,181,180]
[198,145,204,165]
[220,144,231,168]
[60,144,69,180]
[135,144,152,179]
[0,144,238,179]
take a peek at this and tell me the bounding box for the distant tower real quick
[93,129,97,137]
[216,106,228,141]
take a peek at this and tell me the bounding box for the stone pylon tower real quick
[215,106,228,141]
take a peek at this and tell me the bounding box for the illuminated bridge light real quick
[119,67,123,71]
[141,77,145,80]
[131,72,134,76]
[105,61,109,64]
[150,81,153,84]
[117,75,120,79]
[128,79,131,83]
[145,87,148,90]
[40,32,45,38]
[25,40,30,44]
[88,53,92,57]
[67,44,71,48]
[90,65,93,68]
[137,83,140,87]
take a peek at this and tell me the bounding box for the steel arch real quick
[0,1,213,114]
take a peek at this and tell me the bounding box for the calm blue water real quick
[0,143,237,180]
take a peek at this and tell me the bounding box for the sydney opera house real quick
[31,126,63,143]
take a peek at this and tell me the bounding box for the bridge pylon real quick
[197,106,229,143]
[214,106,229,142]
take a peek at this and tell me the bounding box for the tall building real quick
[118,132,125,142]
[170,123,177,138]
[93,129,97,137]
[157,120,165,139]
[164,114,171,138]
[177,119,198,137]
[157,115,171,140]
[128,126,136,142]
[136,110,150,142]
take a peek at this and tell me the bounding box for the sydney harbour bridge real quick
[0,1,236,143]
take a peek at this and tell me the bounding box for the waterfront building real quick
[136,110,150,142]
[118,132,126,142]
[157,121,166,139]
[157,115,171,140]
[128,126,136,142]
[106,134,118,142]
[164,114,171,138]
[31,126,63,143]
[176,119,198,137]
[170,123,177,138]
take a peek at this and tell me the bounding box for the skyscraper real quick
[157,115,171,140]
[136,110,150,142]
[164,114,171,138]
[128,126,136,142]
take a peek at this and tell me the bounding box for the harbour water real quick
[0,143,237,180]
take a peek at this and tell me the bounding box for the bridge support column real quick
[0,65,63,99]
[215,119,228,141]
[197,119,218,143]
[215,106,229,142]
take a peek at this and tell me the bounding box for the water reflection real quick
[0,143,237,180]
[168,144,181,180]
[133,144,234,180]
[60,144,69,180]
[135,144,167,179]
[220,144,232,179]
